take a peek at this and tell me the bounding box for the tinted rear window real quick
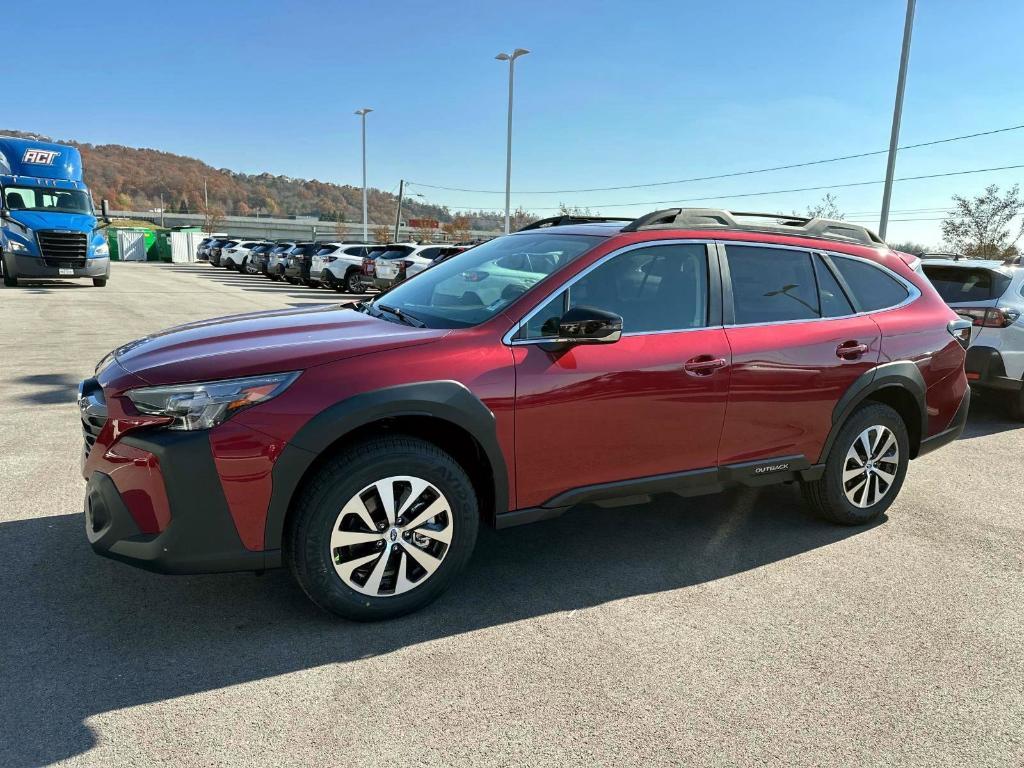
[726,245,821,324]
[922,265,1011,303]
[832,256,910,311]
[380,247,415,259]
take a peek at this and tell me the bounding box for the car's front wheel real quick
[802,402,909,525]
[286,435,479,621]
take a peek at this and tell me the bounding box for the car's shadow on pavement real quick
[959,392,1021,439]
[0,485,876,766]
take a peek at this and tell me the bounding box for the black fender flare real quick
[817,361,927,464]
[262,380,509,550]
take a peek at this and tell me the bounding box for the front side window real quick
[833,256,910,311]
[516,243,709,340]
[727,246,820,324]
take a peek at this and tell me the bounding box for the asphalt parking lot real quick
[1,262,1021,767]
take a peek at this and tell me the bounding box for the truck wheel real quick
[345,268,362,293]
[286,435,479,621]
[92,278,107,287]
[3,275,17,287]
[801,403,908,525]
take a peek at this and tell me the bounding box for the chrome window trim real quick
[501,238,923,345]
[718,241,921,329]
[502,239,716,346]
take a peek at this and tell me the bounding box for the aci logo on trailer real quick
[22,148,61,165]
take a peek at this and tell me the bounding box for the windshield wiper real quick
[376,303,426,328]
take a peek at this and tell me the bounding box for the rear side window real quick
[921,265,1011,303]
[832,256,910,311]
[726,246,820,324]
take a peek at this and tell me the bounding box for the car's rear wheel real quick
[345,268,363,294]
[1006,386,1024,421]
[286,435,479,621]
[802,402,908,525]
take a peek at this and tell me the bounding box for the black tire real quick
[345,268,362,294]
[286,435,479,621]
[3,275,16,287]
[1006,387,1024,422]
[92,278,107,287]
[321,270,337,290]
[802,402,909,525]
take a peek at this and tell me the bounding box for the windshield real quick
[3,185,92,214]
[368,232,604,328]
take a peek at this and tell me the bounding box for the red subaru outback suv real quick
[80,209,971,620]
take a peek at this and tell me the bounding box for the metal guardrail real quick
[111,210,498,242]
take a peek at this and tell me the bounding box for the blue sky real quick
[9,0,1023,245]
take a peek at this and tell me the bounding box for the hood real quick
[114,304,449,385]
[5,209,97,233]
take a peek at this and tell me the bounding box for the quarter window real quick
[517,244,709,339]
[814,256,855,317]
[832,256,909,311]
[726,246,820,324]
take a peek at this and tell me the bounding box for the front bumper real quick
[84,428,278,574]
[4,252,109,279]
[965,346,1023,392]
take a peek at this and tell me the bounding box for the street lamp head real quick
[354,108,373,116]
[495,49,529,62]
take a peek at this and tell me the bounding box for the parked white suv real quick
[372,244,466,290]
[922,256,1024,418]
[314,243,372,292]
[222,240,267,271]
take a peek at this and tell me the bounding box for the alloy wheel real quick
[346,272,362,293]
[842,425,900,508]
[330,475,453,597]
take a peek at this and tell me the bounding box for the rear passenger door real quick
[718,244,881,467]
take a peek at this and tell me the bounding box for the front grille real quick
[79,379,107,459]
[38,230,88,268]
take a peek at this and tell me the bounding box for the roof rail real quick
[620,207,885,247]
[517,215,634,232]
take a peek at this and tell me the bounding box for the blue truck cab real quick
[0,136,111,287]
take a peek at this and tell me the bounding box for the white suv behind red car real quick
[922,255,1024,418]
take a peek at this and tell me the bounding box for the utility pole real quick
[203,179,208,209]
[159,192,165,227]
[879,0,916,241]
[495,49,529,234]
[393,179,405,242]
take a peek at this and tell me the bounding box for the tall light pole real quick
[495,48,529,234]
[355,107,373,242]
[879,0,915,241]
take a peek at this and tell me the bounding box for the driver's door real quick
[511,243,731,508]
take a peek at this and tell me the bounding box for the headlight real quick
[94,242,109,257]
[126,372,300,431]
[7,240,30,254]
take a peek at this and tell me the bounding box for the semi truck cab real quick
[0,136,111,287]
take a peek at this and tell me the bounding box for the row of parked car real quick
[195,236,470,293]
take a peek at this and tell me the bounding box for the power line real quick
[409,123,1024,195]
[419,162,1024,212]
